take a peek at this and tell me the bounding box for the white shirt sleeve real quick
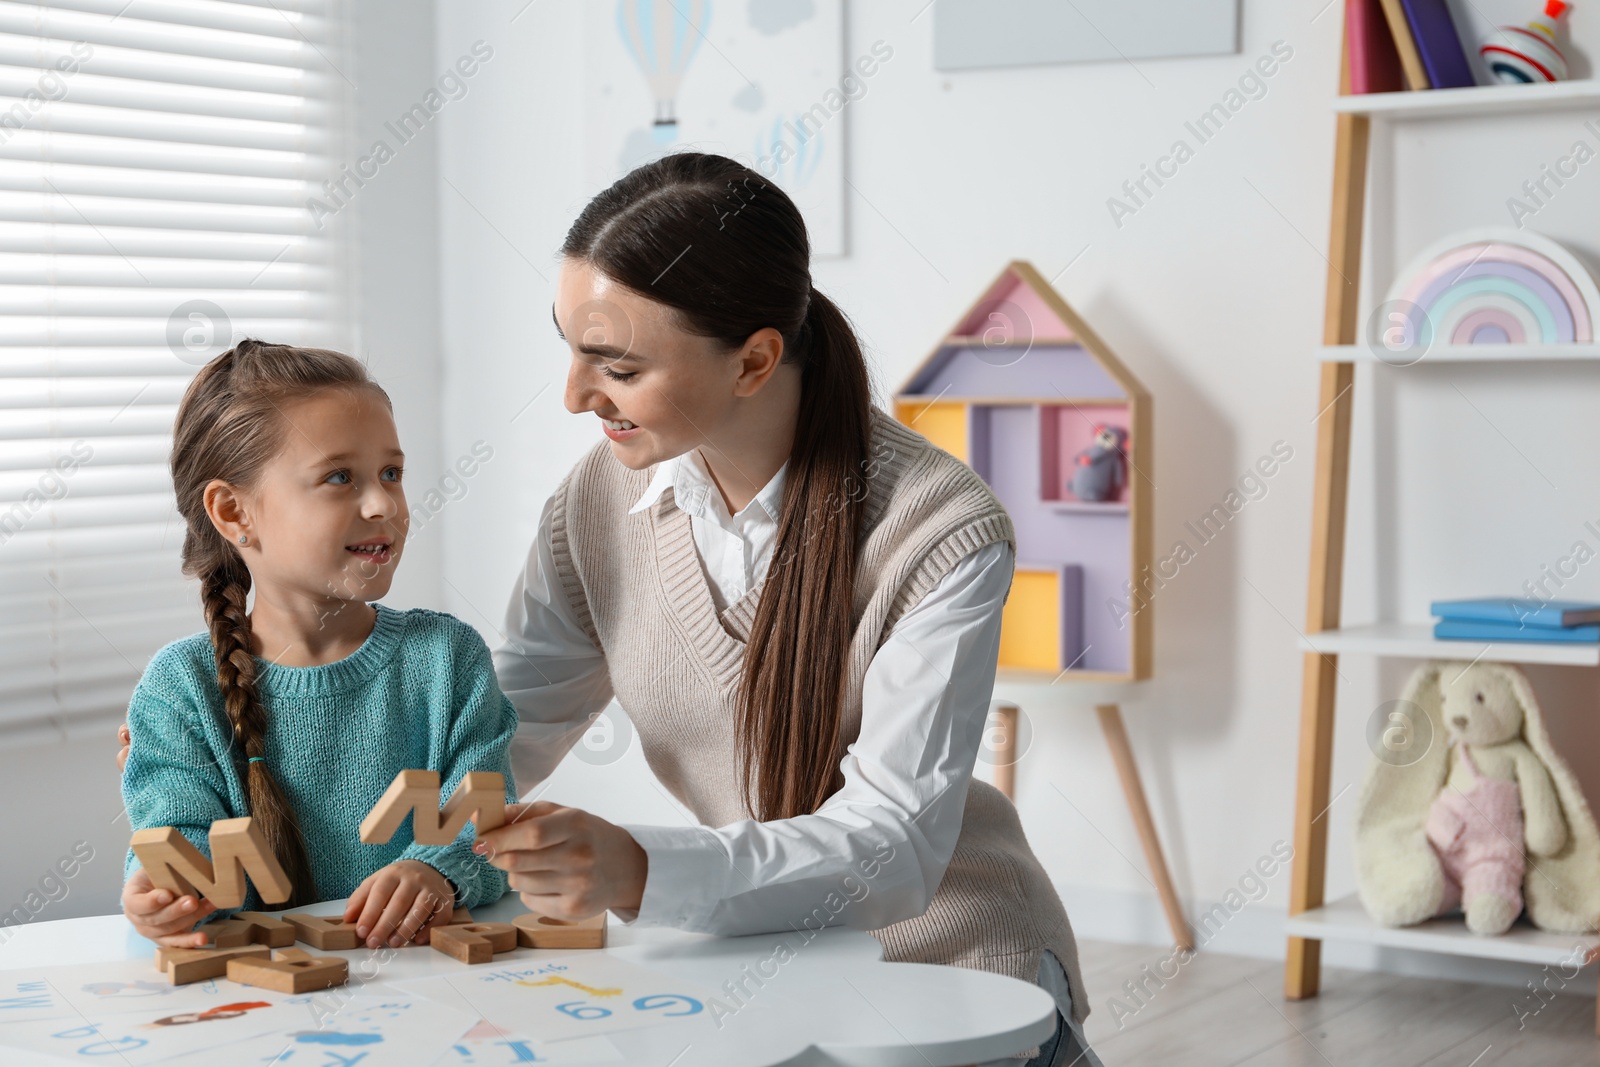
[610,539,1014,935]
[492,492,616,798]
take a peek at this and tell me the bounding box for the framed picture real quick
[584,0,847,256]
[934,0,1240,70]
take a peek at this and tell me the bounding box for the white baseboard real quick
[1055,881,1599,996]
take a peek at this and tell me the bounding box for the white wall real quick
[431,0,1600,990]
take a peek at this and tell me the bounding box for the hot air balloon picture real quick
[584,0,846,255]
[617,0,709,143]
[755,111,826,190]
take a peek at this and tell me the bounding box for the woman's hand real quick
[123,867,217,947]
[473,801,648,921]
[343,859,456,950]
[116,722,130,773]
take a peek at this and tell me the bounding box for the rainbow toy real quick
[1388,228,1600,346]
[1480,0,1571,83]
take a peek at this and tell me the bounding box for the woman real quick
[475,152,1100,1066]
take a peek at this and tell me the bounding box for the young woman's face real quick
[227,388,408,610]
[554,257,747,470]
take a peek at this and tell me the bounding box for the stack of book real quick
[1347,0,1479,93]
[1432,598,1600,643]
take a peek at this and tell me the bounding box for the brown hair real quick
[562,151,872,822]
[170,337,389,907]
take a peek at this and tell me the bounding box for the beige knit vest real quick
[548,406,1089,1026]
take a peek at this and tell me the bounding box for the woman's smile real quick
[599,415,642,441]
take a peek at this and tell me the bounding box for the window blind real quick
[0,0,350,740]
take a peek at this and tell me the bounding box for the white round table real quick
[0,893,1057,1066]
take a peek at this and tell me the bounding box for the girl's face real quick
[221,388,408,610]
[554,258,751,471]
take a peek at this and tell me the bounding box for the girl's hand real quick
[116,722,130,773]
[122,868,217,947]
[343,859,456,950]
[473,802,648,921]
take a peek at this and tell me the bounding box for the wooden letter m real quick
[129,818,292,908]
[359,770,506,846]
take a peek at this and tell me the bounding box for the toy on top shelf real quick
[892,260,1152,681]
[1379,228,1600,356]
[1481,0,1571,84]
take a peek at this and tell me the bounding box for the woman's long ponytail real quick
[736,286,870,820]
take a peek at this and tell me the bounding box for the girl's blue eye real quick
[382,467,403,482]
[326,470,350,485]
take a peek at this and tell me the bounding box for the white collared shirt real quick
[626,448,788,614]
[493,449,1080,1035]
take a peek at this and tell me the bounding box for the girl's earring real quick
[238,534,248,544]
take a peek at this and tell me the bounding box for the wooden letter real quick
[285,913,362,950]
[284,908,469,950]
[155,944,270,986]
[228,947,348,994]
[430,922,518,965]
[129,818,292,908]
[512,911,607,950]
[359,770,506,846]
[200,911,297,948]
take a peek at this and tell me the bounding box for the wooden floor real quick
[1073,938,1598,1066]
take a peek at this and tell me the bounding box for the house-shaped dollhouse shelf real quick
[893,261,1153,682]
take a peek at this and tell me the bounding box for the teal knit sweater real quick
[121,602,516,912]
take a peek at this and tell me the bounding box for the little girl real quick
[120,339,516,951]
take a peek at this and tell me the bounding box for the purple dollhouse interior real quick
[894,262,1150,681]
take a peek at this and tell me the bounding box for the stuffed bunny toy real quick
[1354,660,1600,935]
[1069,424,1127,502]
[1424,665,1566,933]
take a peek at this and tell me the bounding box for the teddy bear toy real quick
[1354,660,1600,936]
[1069,424,1127,503]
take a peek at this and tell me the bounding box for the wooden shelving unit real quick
[1285,9,1600,1035]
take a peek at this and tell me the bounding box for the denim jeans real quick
[1024,1006,1103,1067]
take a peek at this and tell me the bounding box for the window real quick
[0,0,350,740]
